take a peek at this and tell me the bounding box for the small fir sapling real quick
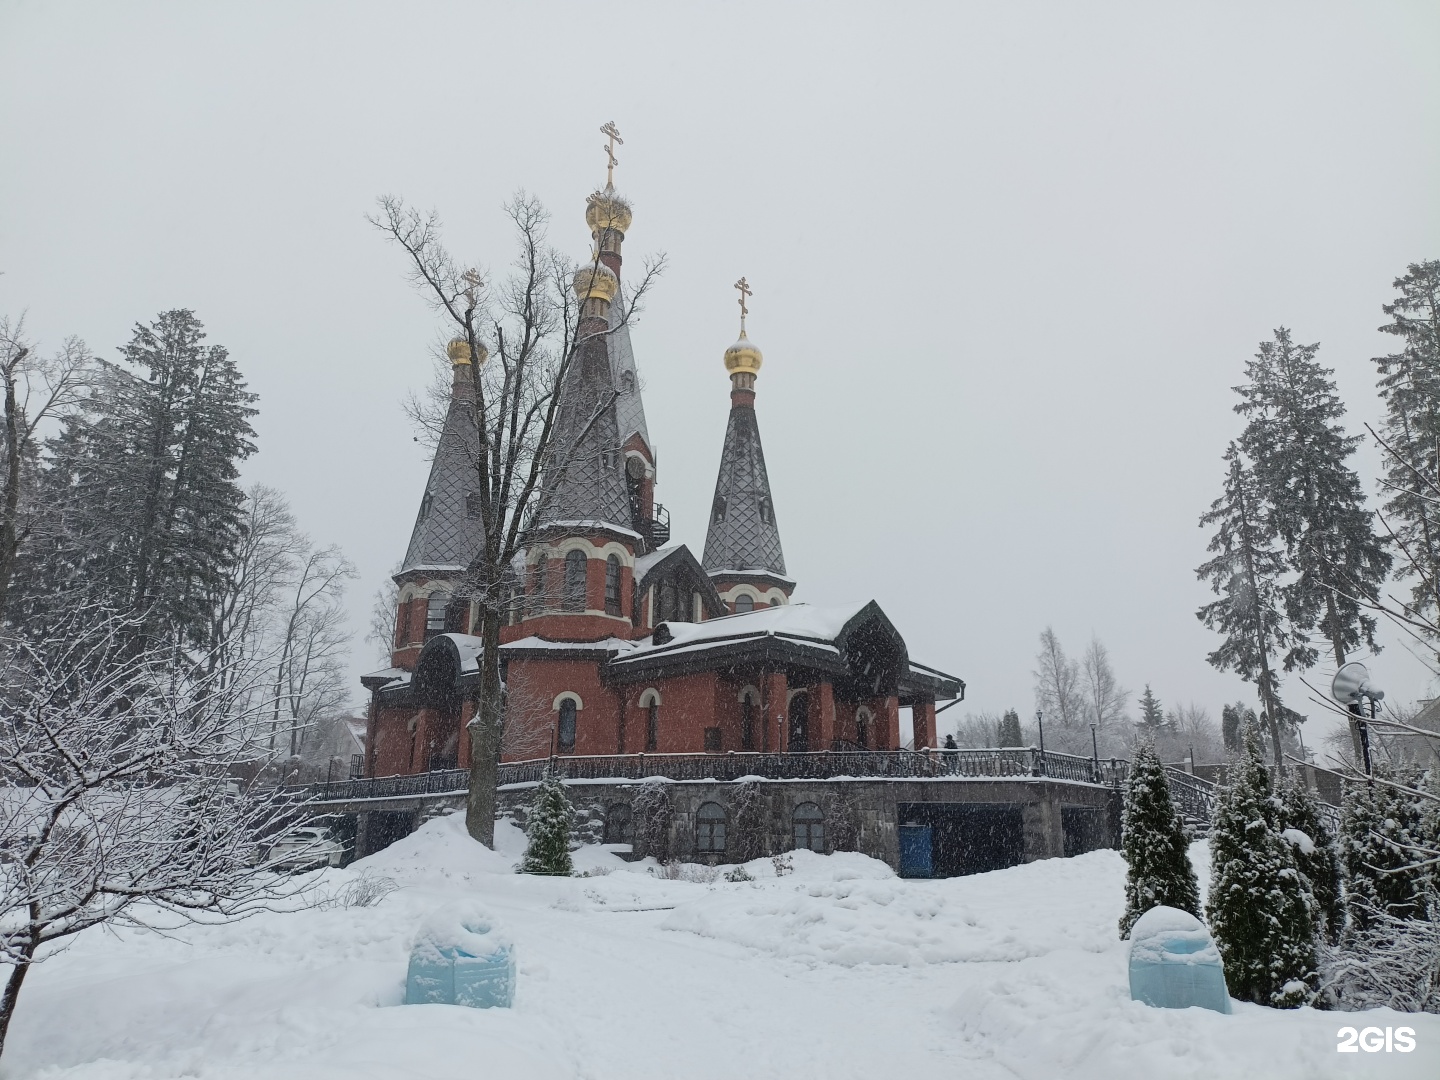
[519,774,573,876]
[1118,741,1201,938]
[1206,721,1318,1007]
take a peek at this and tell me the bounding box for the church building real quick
[360,152,963,782]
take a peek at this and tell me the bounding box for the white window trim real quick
[552,692,584,711]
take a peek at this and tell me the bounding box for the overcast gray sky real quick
[3,1,1439,747]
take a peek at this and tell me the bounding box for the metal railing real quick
[1163,767,1218,823]
[308,747,1131,804]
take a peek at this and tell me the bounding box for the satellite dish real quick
[1332,662,1384,705]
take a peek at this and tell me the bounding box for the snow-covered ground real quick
[8,814,1438,1079]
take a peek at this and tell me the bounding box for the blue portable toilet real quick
[406,902,516,1009]
[1127,905,1231,1014]
[898,824,933,878]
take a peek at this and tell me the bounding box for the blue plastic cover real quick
[405,902,516,1009]
[1127,905,1231,1014]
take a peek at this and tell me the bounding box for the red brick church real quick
[360,166,962,779]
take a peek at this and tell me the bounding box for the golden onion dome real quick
[585,190,633,236]
[724,330,763,378]
[572,258,619,304]
[446,338,488,366]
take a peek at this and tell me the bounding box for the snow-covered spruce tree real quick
[1196,442,1301,765]
[1206,721,1318,1007]
[21,310,257,650]
[1118,742,1201,938]
[997,709,1023,747]
[1236,328,1390,675]
[1371,260,1440,628]
[1135,685,1168,735]
[1275,768,1344,945]
[1339,765,1432,932]
[519,773,573,875]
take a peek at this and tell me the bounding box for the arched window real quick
[659,579,677,623]
[758,495,772,524]
[557,697,577,754]
[696,802,726,854]
[769,597,782,607]
[712,496,727,523]
[396,599,411,647]
[631,581,643,627]
[793,802,825,852]
[691,591,702,622]
[563,550,587,611]
[530,560,548,615]
[605,555,622,616]
[603,803,633,845]
[734,594,754,613]
[425,593,449,639]
[638,688,661,752]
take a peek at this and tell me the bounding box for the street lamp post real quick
[1090,723,1099,781]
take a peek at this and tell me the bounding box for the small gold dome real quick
[573,259,619,304]
[585,190,633,236]
[724,331,763,378]
[447,338,489,366]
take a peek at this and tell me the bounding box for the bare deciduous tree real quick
[1033,626,1084,730]
[1080,636,1129,733]
[371,192,664,846]
[0,609,301,1060]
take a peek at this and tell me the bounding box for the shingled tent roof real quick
[399,378,483,575]
[702,394,786,577]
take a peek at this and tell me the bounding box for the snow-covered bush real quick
[1322,891,1440,1012]
[821,789,860,852]
[632,781,673,861]
[1118,741,1200,938]
[519,774,572,876]
[729,781,767,862]
[1206,721,1317,1007]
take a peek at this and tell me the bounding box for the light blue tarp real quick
[1128,905,1231,1014]
[405,902,516,1009]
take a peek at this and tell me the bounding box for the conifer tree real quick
[1234,327,1390,674]
[1136,685,1167,733]
[1371,260,1440,626]
[1275,768,1344,944]
[519,774,573,875]
[1220,702,1253,753]
[998,709,1023,747]
[1197,443,1298,765]
[1118,742,1200,938]
[1206,721,1318,1007]
[1339,765,1431,931]
[25,311,256,647]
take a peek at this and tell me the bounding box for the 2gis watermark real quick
[1335,1026,1417,1054]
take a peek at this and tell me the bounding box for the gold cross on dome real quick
[600,121,624,188]
[734,276,752,333]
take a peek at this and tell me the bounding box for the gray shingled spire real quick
[400,353,484,573]
[532,261,633,534]
[702,338,786,576]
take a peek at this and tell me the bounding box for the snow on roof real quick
[437,633,486,672]
[362,667,411,685]
[539,520,643,541]
[611,601,872,666]
[705,568,797,585]
[499,636,638,654]
[634,544,680,581]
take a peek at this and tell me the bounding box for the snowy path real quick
[6,814,1437,1079]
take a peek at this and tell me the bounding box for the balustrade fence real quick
[308,747,1151,805]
